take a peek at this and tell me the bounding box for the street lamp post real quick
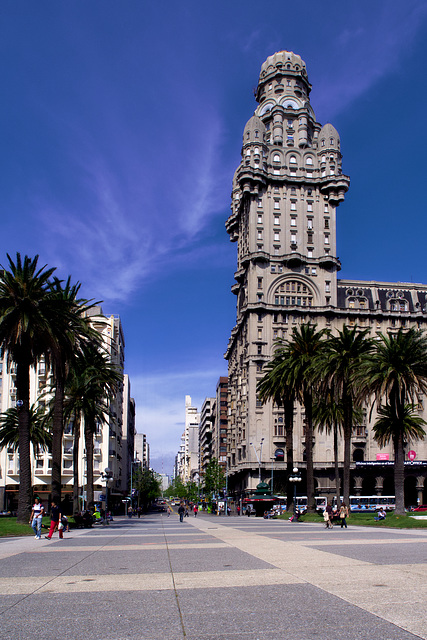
[288,467,302,522]
[101,467,113,526]
[250,438,264,483]
[270,457,275,495]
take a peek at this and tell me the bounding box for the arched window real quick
[389,298,408,312]
[259,102,273,116]
[289,155,297,164]
[353,449,364,462]
[273,280,313,307]
[306,156,313,165]
[273,154,280,163]
[347,296,368,310]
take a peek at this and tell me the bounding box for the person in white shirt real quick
[29,497,45,539]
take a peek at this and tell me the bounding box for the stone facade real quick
[225,51,427,505]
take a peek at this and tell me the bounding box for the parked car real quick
[412,505,427,512]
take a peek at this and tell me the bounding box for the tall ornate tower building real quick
[225,51,427,502]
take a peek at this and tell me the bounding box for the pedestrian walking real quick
[237,505,240,516]
[339,502,349,528]
[167,506,171,517]
[324,502,333,529]
[45,500,62,539]
[178,502,185,523]
[30,497,44,539]
[193,505,198,517]
[61,514,70,533]
[246,505,251,517]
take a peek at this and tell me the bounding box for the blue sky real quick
[2,1,427,475]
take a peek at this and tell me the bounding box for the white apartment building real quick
[177,396,200,483]
[0,307,133,513]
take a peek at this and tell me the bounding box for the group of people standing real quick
[29,497,69,540]
[177,502,199,521]
[323,502,349,528]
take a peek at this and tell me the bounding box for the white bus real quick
[294,496,327,513]
[349,496,395,512]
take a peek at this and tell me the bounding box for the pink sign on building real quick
[376,453,390,461]
[407,450,417,461]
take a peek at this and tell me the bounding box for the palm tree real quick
[372,403,426,513]
[64,342,122,509]
[0,405,52,456]
[63,368,84,513]
[313,395,363,510]
[286,324,327,512]
[314,326,373,507]
[257,342,295,510]
[313,394,342,509]
[0,254,56,522]
[358,328,427,514]
[47,276,99,504]
[257,324,326,512]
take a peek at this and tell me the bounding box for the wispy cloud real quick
[313,2,427,119]
[130,368,224,464]
[36,107,229,303]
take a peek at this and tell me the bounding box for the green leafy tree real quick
[185,481,199,502]
[0,254,56,522]
[203,458,225,499]
[165,477,187,499]
[358,329,427,513]
[132,467,161,510]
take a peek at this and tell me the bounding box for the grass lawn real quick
[278,512,427,529]
[0,516,52,537]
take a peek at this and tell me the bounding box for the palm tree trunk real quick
[51,370,65,504]
[85,418,95,508]
[342,389,353,507]
[72,412,81,513]
[284,395,295,511]
[394,430,405,515]
[16,360,32,523]
[304,390,315,512]
[333,422,341,509]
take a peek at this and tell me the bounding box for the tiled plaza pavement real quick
[0,513,426,640]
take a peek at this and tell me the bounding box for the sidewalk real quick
[0,513,425,640]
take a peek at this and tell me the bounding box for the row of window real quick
[272,154,314,165]
[274,296,313,307]
[256,229,330,243]
[258,197,329,212]
[257,215,330,230]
